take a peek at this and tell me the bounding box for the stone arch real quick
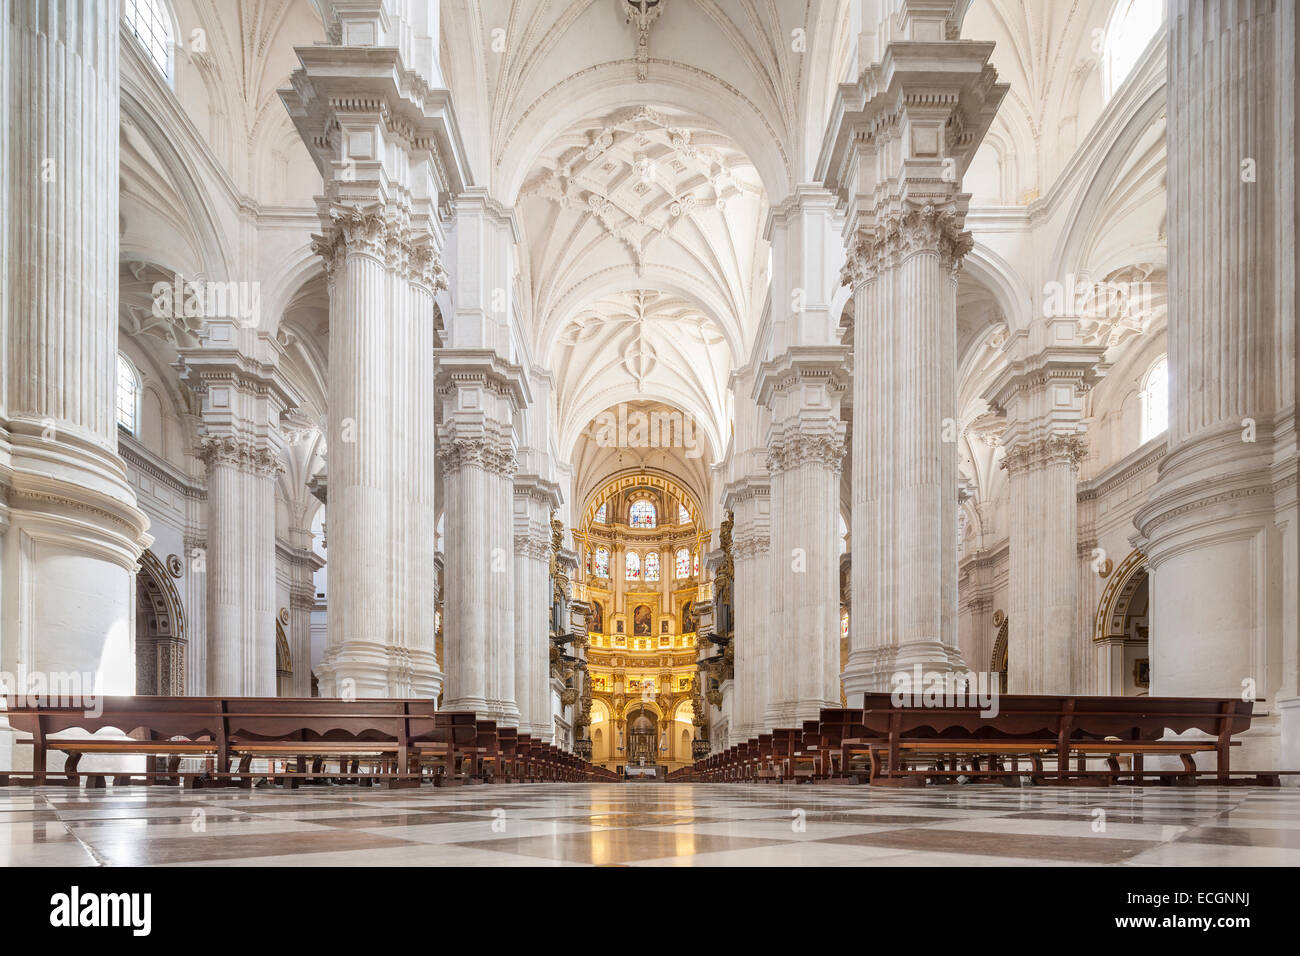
[275,609,293,696]
[990,610,1008,694]
[135,550,187,695]
[1093,549,1151,696]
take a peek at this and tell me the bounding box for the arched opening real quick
[625,705,659,766]
[135,551,186,695]
[990,610,1008,695]
[1093,550,1151,695]
[275,611,293,696]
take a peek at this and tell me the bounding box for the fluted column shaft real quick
[760,388,846,726]
[312,215,444,697]
[513,487,557,736]
[319,236,391,695]
[439,395,520,726]
[728,487,770,740]
[202,445,278,695]
[1,0,148,741]
[843,209,970,696]
[1137,1,1295,769]
[1001,439,1084,693]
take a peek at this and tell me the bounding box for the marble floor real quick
[2,782,1299,866]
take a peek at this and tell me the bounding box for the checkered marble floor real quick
[3,783,1300,866]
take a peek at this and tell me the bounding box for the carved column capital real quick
[197,435,284,479]
[999,435,1087,477]
[765,431,847,476]
[841,201,974,289]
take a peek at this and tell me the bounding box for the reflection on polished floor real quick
[3,783,1299,867]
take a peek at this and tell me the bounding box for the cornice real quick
[1076,436,1166,502]
[120,435,206,500]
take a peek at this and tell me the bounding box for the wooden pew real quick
[0,697,608,788]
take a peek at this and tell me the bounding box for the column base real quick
[483,699,521,728]
[315,643,442,699]
[761,698,840,730]
[842,641,971,700]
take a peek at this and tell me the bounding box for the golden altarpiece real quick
[570,472,710,772]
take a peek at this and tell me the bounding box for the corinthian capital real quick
[409,241,450,294]
[841,201,974,288]
[198,434,285,478]
[765,431,847,475]
[999,435,1087,476]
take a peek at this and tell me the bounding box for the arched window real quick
[1103,0,1163,99]
[645,551,660,581]
[594,502,606,523]
[123,0,175,84]
[675,547,690,578]
[629,499,656,528]
[625,551,641,580]
[1140,356,1169,443]
[116,353,140,435]
[692,549,700,577]
[594,547,610,578]
[678,503,690,525]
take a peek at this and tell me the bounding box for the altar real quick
[624,762,665,781]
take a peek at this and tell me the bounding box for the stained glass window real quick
[594,547,610,578]
[594,502,606,523]
[645,551,660,581]
[675,547,690,578]
[692,550,700,576]
[629,500,656,528]
[625,551,641,580]
[678,503,690,524]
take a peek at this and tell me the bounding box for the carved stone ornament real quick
[840,202,974,289]
[620,0,665,82]
[999,434,1087,476]
[311,204,448,294]
[764,430,847,475]
[197,434,284,478]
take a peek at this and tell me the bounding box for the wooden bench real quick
[1,696,606,788]
[681,694,1279,787]
[844,694,1256,786]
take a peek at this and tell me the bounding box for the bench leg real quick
[64,752,83,788]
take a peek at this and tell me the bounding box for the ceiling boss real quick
[621,0,665,82]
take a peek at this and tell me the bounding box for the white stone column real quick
[1,0,150,753]
[181,323,296,696]
[985,336,1103,694]
[758,352,848,726]
[199,441,280,694]
[838,205,975,693]
[437,355,527,725]
[821,24,1005,698]
[725,479,770,740]
[283,12,466,696]
[513,478,560,735]
[182,531,208,694]
[1137,0,1297,769]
